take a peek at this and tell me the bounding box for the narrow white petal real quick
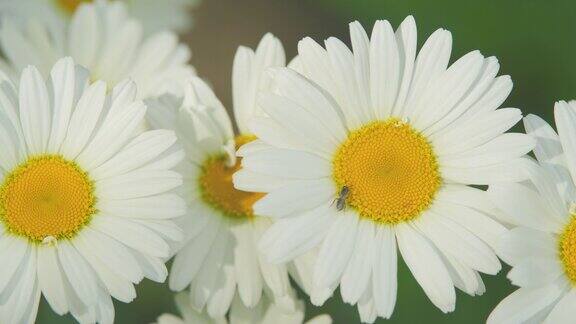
[313,211,358,288]
[232,221,263,307]
[372,226,398,318]
[340,219,376,304]
[544,289,576,324]
[37,246,69,315]
[396,224,455,313]
[241,148,330,180]
[253,178,333,218]
[488,183,563,232]
[19,65,50,154]
[555,101,576,184]
[487,281,567,324]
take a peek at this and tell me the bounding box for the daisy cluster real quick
[0,1,573,324]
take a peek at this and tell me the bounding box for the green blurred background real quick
[38,0,576,323]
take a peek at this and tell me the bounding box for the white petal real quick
[98,194,186,220]
[75,227,144,283]
[60,81,107,159]
[439,133,535,168]
[37,246,69,314]
[414,212,501,274]
[69,4,99,68]
[523,114,563,164]
[432,108,522,156]
[91,215,170,258]
[169,216,222,291]
[325,36,372,127]
[372,226,397,318]
[487,281,568,324]
[260,204,334,263]
[242,148,330,180]
[433,200,507,250]
[396,224,455,313]
[370,19,400,119]
[508,257,563,288]
[314,211,359,288]
[232,46,255,134]
[19,65,50,154]
[47,57,76,152]
[252,218,291,299]
[555,101,576,184]
[269,68,347,142]
[442,157,531,185]
[232,221,263,307]
[259,92,340,157]
[57,241,99,307]
[340,219,376,304]
[78,100,147,170]
[544,289,576,324]
[496,227,557,266]
[90,129,178,180]
[96,169,182,200]
[488,183,562,232]
[253,178,333,218]
[233,169,292,193]
[424,56,500,136]
[412,51,484,130]
[189,224,231,311]
[402,28,451,119]
[391,15,417,114]
[0,235,29,292]
[206,263,236,318]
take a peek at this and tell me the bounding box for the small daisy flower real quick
[147,34,306,318]
[0,57,185,324]
[154,291,332,324]
[0,0,198,36]
[488,102,576,324]
[234,16,534,322]
[0,0,195,99]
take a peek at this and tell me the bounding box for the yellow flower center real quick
[333,119,441,224]
[199,135,264,220]
[55,0,93,14]
[559,215,576,284]
[0,155,96,243]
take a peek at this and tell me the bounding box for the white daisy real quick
[0,57,185,324]
[146,34,307,318]
[488,101,576,324]
[154,292,332,324]
[233,16,535,323]
[0,0,198,36]
[0,0,195,99]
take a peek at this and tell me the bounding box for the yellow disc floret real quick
[0,155,96,243]
[333,118,441,224]
[199,135,264,220]
[55,0,92,14]
[559,215,576,285]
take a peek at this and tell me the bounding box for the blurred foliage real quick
[38,0,576,323]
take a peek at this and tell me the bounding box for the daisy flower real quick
[0,57,185,324]
[0,0,195,99]
[488,102,576,323]
[233,16,534,322]
[146,34,306,318]
[0,0,198,36]
[154,292,332,324]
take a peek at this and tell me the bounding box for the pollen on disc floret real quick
[559,215,576,284]
[332,118,441,224]
[198,134,264,220]
[0,155,96,243]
